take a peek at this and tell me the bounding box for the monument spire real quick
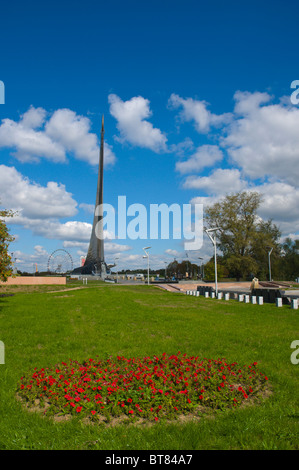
[98,115,105,264]
[72,114,107,277]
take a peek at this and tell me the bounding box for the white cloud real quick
[20,106,47,129]
[165,248,180,257]
[222,91,299,185]
[0,108,65,163]
[33,220,91,241]
[190,195,220,209]
[0,165,78,219]
[8,216,92,242]
[183,168,247,195]
[255,182,299,235]
[63,240,132,255]
[105,242,132,254]
[79,203,95,214]
[45,108,116,166]
[108,94,168,152]
[33,245,48,255]
[0,106,116,166]
[0,165,95,244]
[190,179,299,237]
[168,93,232,133]
[173,89,299,239]
[13,245,50,272]
[176,145,223,174]
[10,217,124,245]
[63,241,89,249]
[45,108,99,164]
[258,182,299,221]
[0,166,129,244]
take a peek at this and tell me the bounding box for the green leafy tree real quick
[205,191,281,280]
[251,219,281,279]
[280,238,299,281]
[166,259,200,279]
[166,260,179,278]
[203,257,228,281]
[0,209,15,282]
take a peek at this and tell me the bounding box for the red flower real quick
[19,354,269,422]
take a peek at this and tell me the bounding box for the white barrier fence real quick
[185,289,298,309]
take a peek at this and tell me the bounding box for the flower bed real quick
[17,353,269,423]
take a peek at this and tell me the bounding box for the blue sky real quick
[1,0,299,272]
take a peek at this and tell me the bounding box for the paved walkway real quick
[158,282,251,293]
[158,282,299,299]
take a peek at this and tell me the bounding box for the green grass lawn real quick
[0,283,298,450]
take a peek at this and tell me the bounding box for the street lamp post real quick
[143,247,151,285]
[185,252,190,279]
[205,228,221,296]
[114,257,119,283]
[268,247,273,281]
[198,257,203,279]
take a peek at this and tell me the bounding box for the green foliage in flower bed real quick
[18,353,269,423]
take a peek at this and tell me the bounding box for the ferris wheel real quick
[47,249,73,274]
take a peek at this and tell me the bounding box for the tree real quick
[0,209,15,282]
[203,257,228,281]
[280,238,299,281]
[251,219,281,279]
[166,260,179,278]
[166,259,200,279]
[205,191,281,280]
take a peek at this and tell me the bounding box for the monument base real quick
[71,261,109,280]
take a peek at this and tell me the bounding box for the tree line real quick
[1,192,299,282]
[165,191,298,282]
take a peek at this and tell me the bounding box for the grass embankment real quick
[0,283,298,449]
